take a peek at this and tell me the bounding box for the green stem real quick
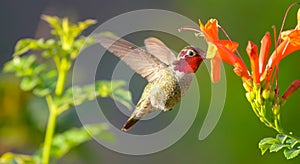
[282,129,300,142]
[247,85,300,149]
[42,95,57,164]
[274,113,282,133]
[55,68,67,96]
[55,57,69,96]
[42,57,69,163]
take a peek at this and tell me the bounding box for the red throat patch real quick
[173,56,203,74]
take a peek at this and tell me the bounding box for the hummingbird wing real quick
[96,32,168,82]
[144,37,177,65]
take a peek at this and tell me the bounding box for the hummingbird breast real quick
[136,67,193,114]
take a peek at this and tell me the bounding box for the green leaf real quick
[13,39,46,56]
[33,87,52,97]
[3,55,57,96]
[286,138,300,148]
[85,124,115,142]
[33,69,57,96]
[4,56,36,75]
[112,87,133,110]
[259,134,300,159]
[56,80,132,114]
[70,36,96,59]
[41,15,96,55]
[13,39,36,56]
[78,19,97,32]
[41,15,62,34]
[49,123,113,159]
[95,80,133,109]
[284,148,300,159]
[3,57,21,73]
[69,19,96,40]
[259,137,278,155]
[276,134,288,144]
[20,77,39,91]
[0,152,36,164]
[269,143,288,152]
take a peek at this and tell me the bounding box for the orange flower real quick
[180,9,300,89]
[246,41,259,84]
[201,11,300,88]
[262,8,300,85]
[198,19,250,82]
[243,32,272,85]
[282,80,300,100]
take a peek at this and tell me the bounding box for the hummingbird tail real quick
[121,116,140,131]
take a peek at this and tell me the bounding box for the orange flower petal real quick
[214,42,250,80]
[198,18,250,82]
[218,40,239,52]
[210,54,221,83]
[262,39,289,83]
[282,80,300,100]
[246,41,259,84]
[199,19,219,41]
[281,29,300,46]
[259,32,271,74]
[266,37,300,73]
[215,42,240,65]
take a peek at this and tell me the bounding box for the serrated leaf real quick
[97,80,133,110]
[259,137,279,146]
[0,152,36,164]
[286,138,300,148]
[48,123,113,159]
[41,15,61,34]
[78,19,97,31]
[33,64,47,75]
[20,77,39,91]
[71,36,96,59]
[3,57,20,73]
[4,56,35,74]
[276,134,288,144]
[259,145,270,155]
[284,148,300,159]
[33,87,52,97]
[45,38,55,46]
[42,15,95,53]
[69,19,96,40]
[13,39,37,56]
[56,80,132,114]
[259,137,278,155]
[269,143,288,152]
[4,55,57,97]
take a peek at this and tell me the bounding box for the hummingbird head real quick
[173,46,206,74]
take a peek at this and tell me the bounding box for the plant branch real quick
[55,57,69,96]
[42,95,57,164]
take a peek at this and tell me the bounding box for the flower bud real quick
[282,80,300,100]
[272,105,280,115]
[269,90,275,100]
[243,81,252,92]
[262,89,271,99]
[246,92,252,102]
[257,96,263,105]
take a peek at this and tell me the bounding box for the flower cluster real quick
[180,5,300,159]
[198,17,300,96]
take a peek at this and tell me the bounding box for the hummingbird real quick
[97,32,206,131]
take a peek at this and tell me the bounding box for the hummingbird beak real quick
[194,47,206,59]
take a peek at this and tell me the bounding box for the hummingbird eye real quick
[187,50,196,57]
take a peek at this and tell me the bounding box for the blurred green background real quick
[1,0,300,163]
